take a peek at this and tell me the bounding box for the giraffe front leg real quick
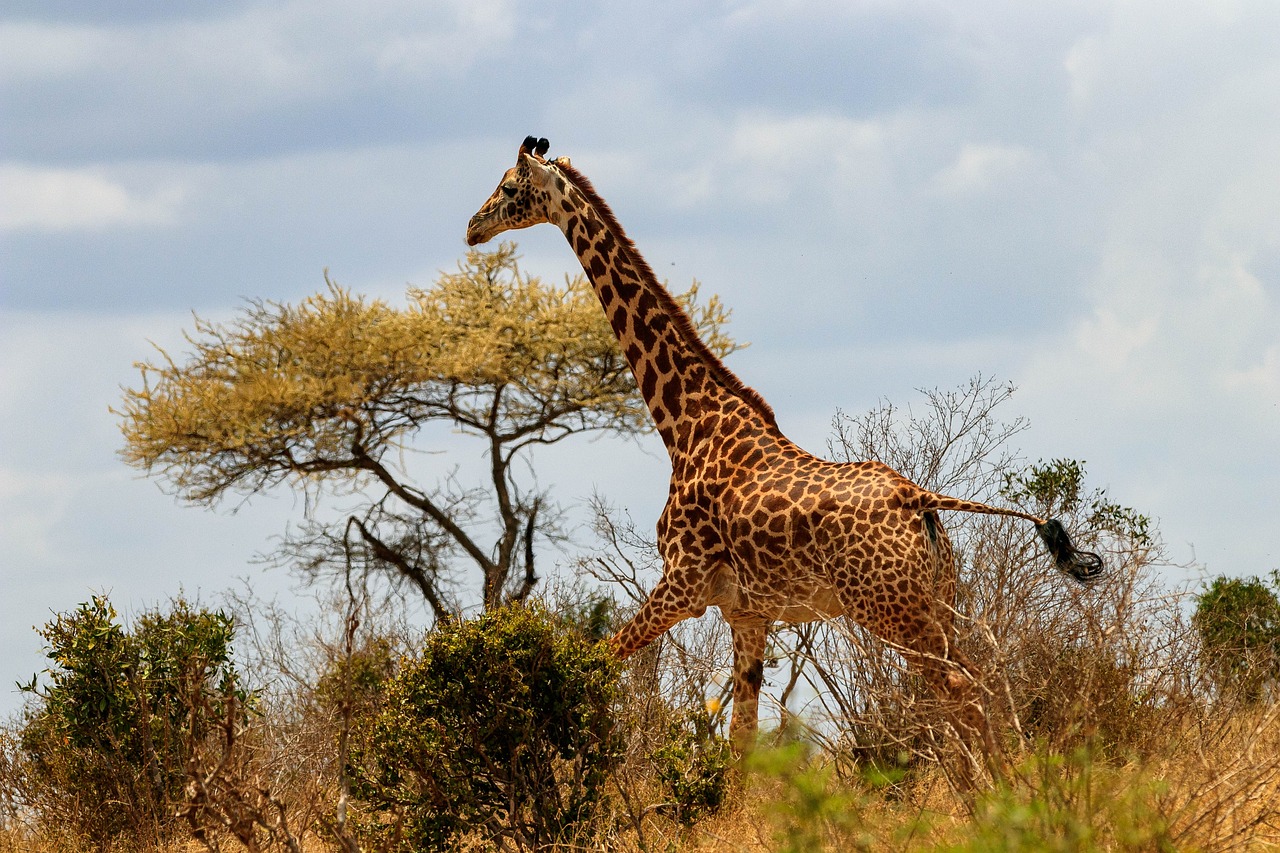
[609,576,702,659]
[728,620,768,754]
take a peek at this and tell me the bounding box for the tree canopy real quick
[1194,572,1280,702]
[118,243,741,616]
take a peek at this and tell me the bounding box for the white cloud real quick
[0,470,76,563]
[932,143,1040,196]
[373,0,516,77]
[1063,1,1280,124]
[1,1,517,114]
[535,98,912,219]
[1072,308,1159,377]
[722,0,910,29]
[1224,344,1280,399]
[1062,33,1103,107]
[725,111,894,204]
[0,21,110,79]
[0,164,187,232]
[1045,0,1280,417]
[1052,246,1278,422]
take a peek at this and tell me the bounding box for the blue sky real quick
[2,1,1279,715]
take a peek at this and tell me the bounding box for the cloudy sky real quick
[2,1,1278,715]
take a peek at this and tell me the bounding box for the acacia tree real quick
[118,242,740,619]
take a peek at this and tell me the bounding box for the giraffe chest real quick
[657,467,839,619]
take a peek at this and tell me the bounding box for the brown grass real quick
[4,626,1280,853]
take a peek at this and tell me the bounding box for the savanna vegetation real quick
[2,245,1277,851]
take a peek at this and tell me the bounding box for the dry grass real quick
[4,626,1280,853]
[6,380,1278,851]
[579,705,1280,853]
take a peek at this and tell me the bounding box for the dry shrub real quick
[960,513,1195,761]
[817,378,1196,769]
[1158,703,1280,849]
[572,507,743,849]
[177,580,415,853]
[179,687,321,853]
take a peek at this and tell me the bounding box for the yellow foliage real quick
[116,242,741,505]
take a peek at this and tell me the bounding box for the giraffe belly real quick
[709,560,844,624]
[776,580,844,622]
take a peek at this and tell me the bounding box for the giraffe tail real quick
[1035,518,1104,584]
[921,493,1104,584]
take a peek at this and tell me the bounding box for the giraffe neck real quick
[549,164,776,454]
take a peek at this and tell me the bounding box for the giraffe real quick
[465,136,1103,762]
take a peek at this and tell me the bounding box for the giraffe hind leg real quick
[912,638,996,788]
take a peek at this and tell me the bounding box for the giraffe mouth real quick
[465,213,493,246]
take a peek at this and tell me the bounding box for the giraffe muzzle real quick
[465,213,491,246]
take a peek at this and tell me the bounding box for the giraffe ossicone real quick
[466,137,1103,766]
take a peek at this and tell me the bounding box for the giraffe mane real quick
[551,158,778,428]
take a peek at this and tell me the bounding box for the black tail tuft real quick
[1036,519,1104,584]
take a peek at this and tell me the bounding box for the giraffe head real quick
[466,136,565,246]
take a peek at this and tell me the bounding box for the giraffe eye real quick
[501,183,517,198]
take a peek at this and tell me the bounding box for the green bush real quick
[348,602,622,851]
[13,595,241,850]
[1002,458,1153,547]
[953,746,1174,852]
[650,710,733,825]
[748,739,874,853]
[1194,573,1280,702]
